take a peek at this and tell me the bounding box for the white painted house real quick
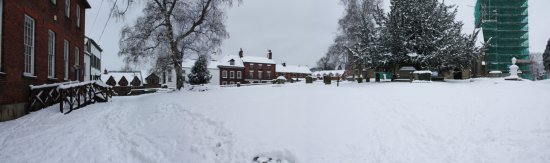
[84,37,102,81]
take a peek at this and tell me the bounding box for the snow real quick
[217,55,245,67]
[101,71,144,86]
[277,76,286,80]
[1,78,550,162]
[312,70,345,77]
[30,81,79,90]
[413,70,433,74]
[182,58,219,69]
[241,56,275,64]
[489,71,503,74]
[399,66,417,71]
[276,64,312,74]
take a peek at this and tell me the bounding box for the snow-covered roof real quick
[399,66,417,71]
[312,70,346,77]
[241,56,275,64]
[413,70,432,74]
[277,76,286,80]
[276,64,312,74]
[217,55,244,68]
[101,71,143,86]
[182,59,219,69]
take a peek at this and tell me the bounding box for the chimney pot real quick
[239,48,244,58]
[268,50,272,59]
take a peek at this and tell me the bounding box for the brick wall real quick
[0,0,89,121]
[219,67,245,85]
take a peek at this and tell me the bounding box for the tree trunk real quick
[163,11,184,90]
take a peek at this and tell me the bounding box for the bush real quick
[357,77,363,83]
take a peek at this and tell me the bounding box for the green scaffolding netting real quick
[475,0,531,79]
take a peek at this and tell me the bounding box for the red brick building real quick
[218,55,245,85]
[276,63,312,80]
[240,49,276,83]
[0,0,91,121]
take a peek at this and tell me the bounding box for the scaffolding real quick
[475,0,531,79]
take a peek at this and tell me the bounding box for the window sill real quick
[23,74,37,79]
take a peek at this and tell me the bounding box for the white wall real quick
[83,53,90,81]
[167,68,219,87]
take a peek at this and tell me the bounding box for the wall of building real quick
[219,67,244,85]
[243,62,276,83]
[0,0,88,121]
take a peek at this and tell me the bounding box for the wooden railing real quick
[28,81,112,114]
[58,81,113,114]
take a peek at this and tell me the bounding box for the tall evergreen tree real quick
[386,0,478,70]
[544,38,550,72]
[188,55,212,85]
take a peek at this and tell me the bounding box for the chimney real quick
[239,48,244,58]
[103,69,108,74]
[268,50,272,59]
[282,62,286,67]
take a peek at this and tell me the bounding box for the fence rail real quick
[28,81,113,114]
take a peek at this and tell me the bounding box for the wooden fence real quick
[28,81,113,114]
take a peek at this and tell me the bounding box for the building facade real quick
[84,36,102,81]
[0,0,91,121]
[276,63,312,80]
[218,55,245,85]
[240,49,276,83]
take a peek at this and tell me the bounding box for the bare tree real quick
[115,0,240,90]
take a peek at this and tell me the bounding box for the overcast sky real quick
[85,0,550,71]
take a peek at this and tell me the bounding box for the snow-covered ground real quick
[1,78,550,162]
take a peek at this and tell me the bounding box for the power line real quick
[91,0,105,32]
[99,0,119,41]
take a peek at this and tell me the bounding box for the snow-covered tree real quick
[188,55,212,85]
[386,0,479,70]
[544,38,550,72]
[317,0,383,77]
[116,0,239,90]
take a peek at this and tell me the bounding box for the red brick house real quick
[276,63,312,80]
[218,55,245,85]
[240,49,276,83]
[0,0,91,121]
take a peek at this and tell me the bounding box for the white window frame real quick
[48,30,56,78]
[258,71,262,80]
[249,71,254,79]
[230,71,234,79]
[64,40,69,80]
[249,63,254,70]
[222,70,227,78]
[267,71,271,80]
[237,71,242,79]
[24,15,35,76]
[259,64,263,70]
[76,4,80,28]
[65,0,70,18]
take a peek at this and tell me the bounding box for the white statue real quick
[504,57,520,80]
